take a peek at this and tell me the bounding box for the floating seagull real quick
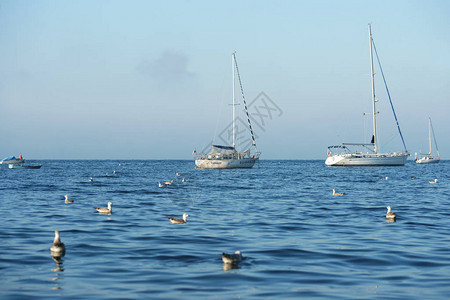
[89,177,93,182]
[64,195,74,204]
[428,179,438,184]
[94,202,112,214]
[50,230,66,257]
[380,177,389,180]
[411,176,417,180]
[386,206,397,220]
[222,251,243,264]
[113,170,116,174]
[332,189,344,196]
[158,182,168,188]
[176,173,181,177]
[164,180,174,185]
[182,178,186,183]
[168,213,189,224]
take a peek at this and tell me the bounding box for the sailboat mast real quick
[369,23,378,154]
[428,117,432,155]
[232,52,236,148]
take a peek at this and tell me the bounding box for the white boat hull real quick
[325,153,408,166]
[416,157,439,164]
[8,164,42,169]
[195,158,258,169]
[0,159,24,164]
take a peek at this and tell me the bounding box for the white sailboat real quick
[415,117,440,164]
[195,53,260,169]
[326,24,409,166]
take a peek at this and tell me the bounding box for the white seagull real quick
[222,251,244,264]
[332,189,345,196]
[168,213,189,224]
[386,206,397,220]
[94,202,112,214]
[64,195,74,204]
[50,230,66,257]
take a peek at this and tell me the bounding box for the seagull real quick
[332,189,345,196]
[94,202,112,214]
[411,176,417,180]
[222,251,243,264]
[168,213,189,224]
[176,173,181,177]
[89,177,93,182]
[380,177,389,180]
[386,206,397,220]
[164,180,174,185]
[50,230,66,257]
[428,179,438,184]
[182,178,186,183]
[64,195,74,204]
[158,182,168,187]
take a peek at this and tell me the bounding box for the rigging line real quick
[233,53,258,150]
[430,119,440,154]
[371,39,408,153]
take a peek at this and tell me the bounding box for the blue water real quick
[1,160,449,299]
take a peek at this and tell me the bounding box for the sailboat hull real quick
[416,157,439,164]
[195,157,258,169]
[325,153,408,166]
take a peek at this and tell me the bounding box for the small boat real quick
[0,155,24,165]
[9,164,42,169]
[415,117,440,164]
[195,52,260,169]
[325,24,409,166]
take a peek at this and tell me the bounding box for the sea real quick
[0,160,449,299]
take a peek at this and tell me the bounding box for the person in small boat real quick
[19,154,23,160]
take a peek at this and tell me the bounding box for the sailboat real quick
[325,24,409,166]
[415,117,439,164]
[195,53,260,169]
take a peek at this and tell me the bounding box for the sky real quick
[0,0,449,159]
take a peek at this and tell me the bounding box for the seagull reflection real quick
[50,255,65,288]
[223,262,241,271]
[51,256,64,273]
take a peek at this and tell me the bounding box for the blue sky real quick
[0,0,449,159]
